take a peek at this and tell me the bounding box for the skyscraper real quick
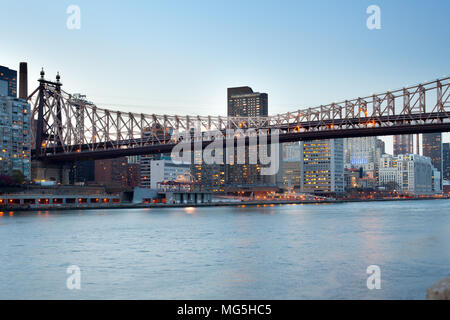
[422,133,442,174]
[226,86,269,189]
[276,142,301,191]
[227,87,268,117]
[393,135,414,156]
[443,143,450,181]
[0,65,17,97]
[344,137,377,174]
[344,136,386,181]
[300,139,344,195]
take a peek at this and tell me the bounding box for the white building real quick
[143,159,191,189]
[379,154,439,195]
[0,96,31,180]
[300,139,344,194]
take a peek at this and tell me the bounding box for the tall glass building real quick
[0,65,17,98]
[422,133,442,174]
[393,134,414,156]
[300,139,344,195]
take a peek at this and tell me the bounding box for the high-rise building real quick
[422,133,443,174]
[379,154,438,194]
[0,96,31,180]
[376,139,385,157]
[0,65,17,98]
[226,86,270,190]
[443,143,450,181]
[276,142,301,191]
[227,87,268,117]
[393,135,414,156]
[344,137,380,178]
[300,139,344,195]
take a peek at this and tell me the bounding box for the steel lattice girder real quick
[27,77,450,161]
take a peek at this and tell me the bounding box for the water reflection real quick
[184,207,196,214]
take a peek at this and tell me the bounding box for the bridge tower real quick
[31,69,70,184]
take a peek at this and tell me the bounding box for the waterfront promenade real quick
[1,196,448,212]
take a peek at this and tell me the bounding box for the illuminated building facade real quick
[300,139,344,194]
[393,135,414,156]
[227,87,268,117]
[191,149,225,193]
[0,96,31,180]
[0,65,17,97]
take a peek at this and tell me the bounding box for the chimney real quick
[19,62,28,100]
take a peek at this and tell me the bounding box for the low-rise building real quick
[146,159,191,189]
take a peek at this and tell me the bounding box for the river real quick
[0,200,449,299]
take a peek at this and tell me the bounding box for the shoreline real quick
[1,196,448,212]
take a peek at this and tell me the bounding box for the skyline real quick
[2,0,450,153]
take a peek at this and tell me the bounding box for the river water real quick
[0,200,449,299]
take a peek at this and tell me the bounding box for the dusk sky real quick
[2,0,449,153]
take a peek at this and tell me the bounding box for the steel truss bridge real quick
[28,71,450,162]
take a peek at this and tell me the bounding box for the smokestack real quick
[19,62,28,100]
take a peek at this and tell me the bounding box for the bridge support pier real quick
[31,161,71,185]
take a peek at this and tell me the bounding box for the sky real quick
[1,0,449,154]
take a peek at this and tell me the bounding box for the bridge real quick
[28,70,450,162]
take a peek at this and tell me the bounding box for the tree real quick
[11,170,25,185]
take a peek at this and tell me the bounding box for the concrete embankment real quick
[1,196,447,212]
